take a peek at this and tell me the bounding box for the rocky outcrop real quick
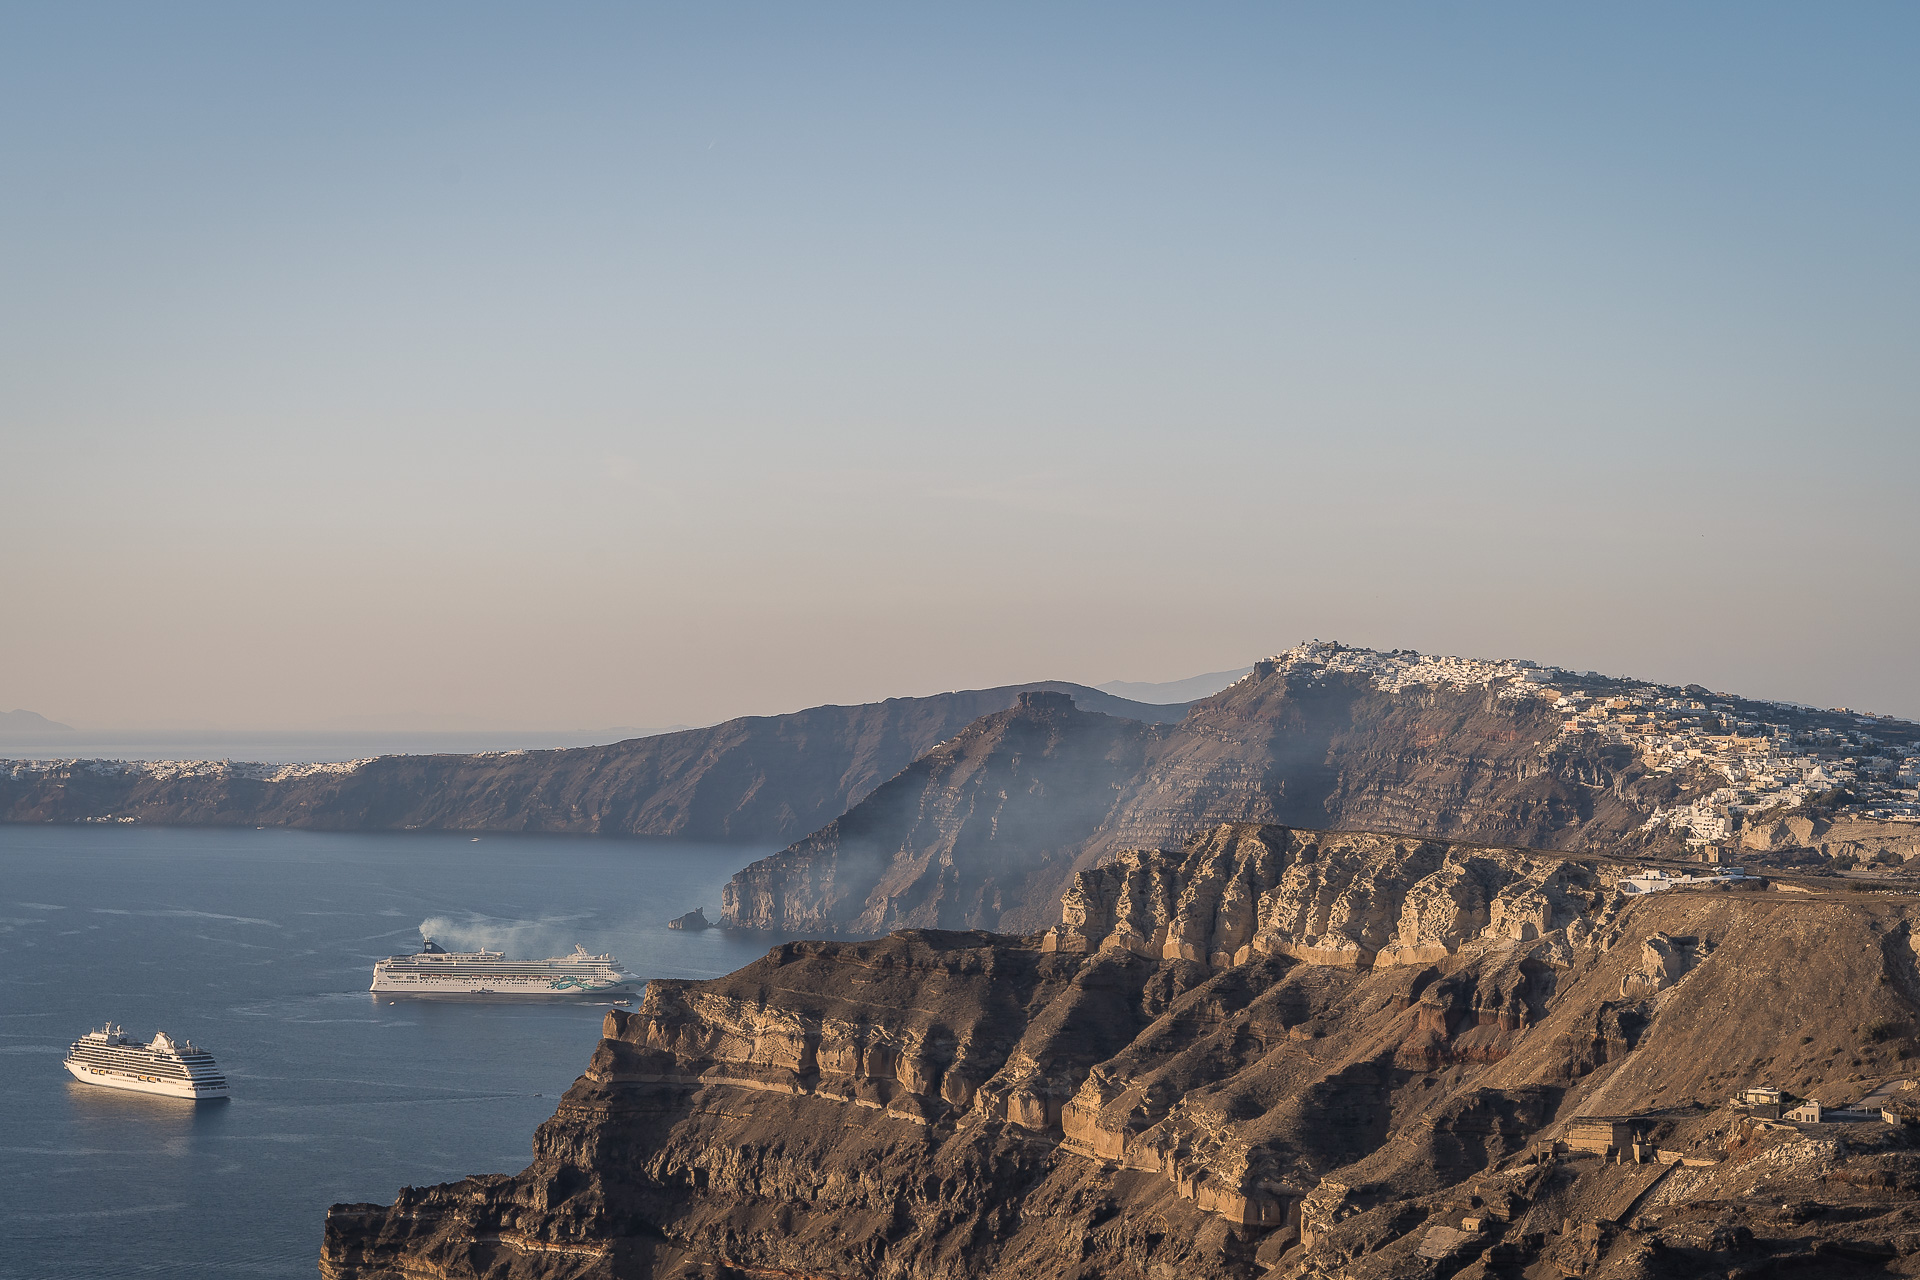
[1743,816,1920,865]
[1742,815,1827,850]
[1616,931,1710,1000]
[320,825,1920,1280]
[1041,824,1597,970]
[724,663,1704,934]
[0,682,1184,843]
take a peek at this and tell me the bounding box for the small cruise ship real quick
[63,1025,229,1100]
[370,937,637,999]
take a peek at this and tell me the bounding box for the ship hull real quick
[369,979,638,1000]
[370,941,638,1000]
[63,1059,229,1101]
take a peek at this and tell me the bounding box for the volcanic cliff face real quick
[722,662,1707,934]
[0,682,1182,843]
[1093,660,1660,854]
[720,690,1157,937]
[1041,824,1595,971]
[321,824,1920,1280]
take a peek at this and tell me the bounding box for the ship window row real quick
[71,1044,218,1064]
[69,1051,221,1078]
[381,958,612,965]
[74,1060,192,1078]
[378,973,612,979]
[71,1046,187,1060]
[72,1044,204,1057]
[71,1050,189,1068]
[76,1064,217,1081]
[378,973,617,980]
[74,1063,226,1083]
[380,964,617,972]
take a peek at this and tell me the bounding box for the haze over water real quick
[0,727,675,766]
[0,826,781,1280]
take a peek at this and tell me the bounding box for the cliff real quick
[720,690,1157,936]
[722,659,1711,934]
[0,682,1183,844]
[15,643,1912,901]
[321,823,1920,1279]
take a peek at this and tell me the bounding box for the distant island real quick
[7,646,1915,899]
[0,709,73,733]
[1093,666,1251,704]
[0,680,1191,845]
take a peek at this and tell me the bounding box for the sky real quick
[3,3,1917,731]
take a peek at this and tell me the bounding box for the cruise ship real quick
[63,1025,230,1100]
[370,938,637,999]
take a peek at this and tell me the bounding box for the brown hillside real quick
[723,664,1713,935]
[0,681,1182,844]
[323,825,1920,1280]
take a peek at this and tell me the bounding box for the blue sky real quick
[3,4,1916,728]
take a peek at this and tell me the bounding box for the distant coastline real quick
[0,727,679,764]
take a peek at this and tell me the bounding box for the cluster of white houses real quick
[1265,641,1560,699]
[1531,676,1917,843]
[1265,644,1920,844]
[1614,697,1920,842]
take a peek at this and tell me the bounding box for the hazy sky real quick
[4,3,1917,730]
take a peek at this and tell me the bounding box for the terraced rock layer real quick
[1041,824,1595,970]
[322,823,1920,1280]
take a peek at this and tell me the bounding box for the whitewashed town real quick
[1265,641,1920,852]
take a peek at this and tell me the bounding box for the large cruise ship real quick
[63,1025,230,1100]
[370,938,637,998]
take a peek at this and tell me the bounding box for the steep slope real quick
[722,652,1708,934]
[721,691,1156,936]
[321,825,1920,1280]
[0,682,1182,844]
[1080,657,1652,856]
[725,643,1920,936]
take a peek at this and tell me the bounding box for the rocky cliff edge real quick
[322,823,1920,1280]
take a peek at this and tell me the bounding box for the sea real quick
[0,824,785,1279]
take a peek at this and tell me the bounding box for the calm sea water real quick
[0,825,784,1279]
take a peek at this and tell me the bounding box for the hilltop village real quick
[1265,641,1920,858]
[12,640,1918,874]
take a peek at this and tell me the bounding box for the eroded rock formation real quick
[721,690,1155,937]
[1041,825,1595,970]
[723,664,1707,935]
[321,824,1920,1280]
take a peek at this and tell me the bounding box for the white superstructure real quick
[370,938,636,998]
[63,1024,229,1100]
